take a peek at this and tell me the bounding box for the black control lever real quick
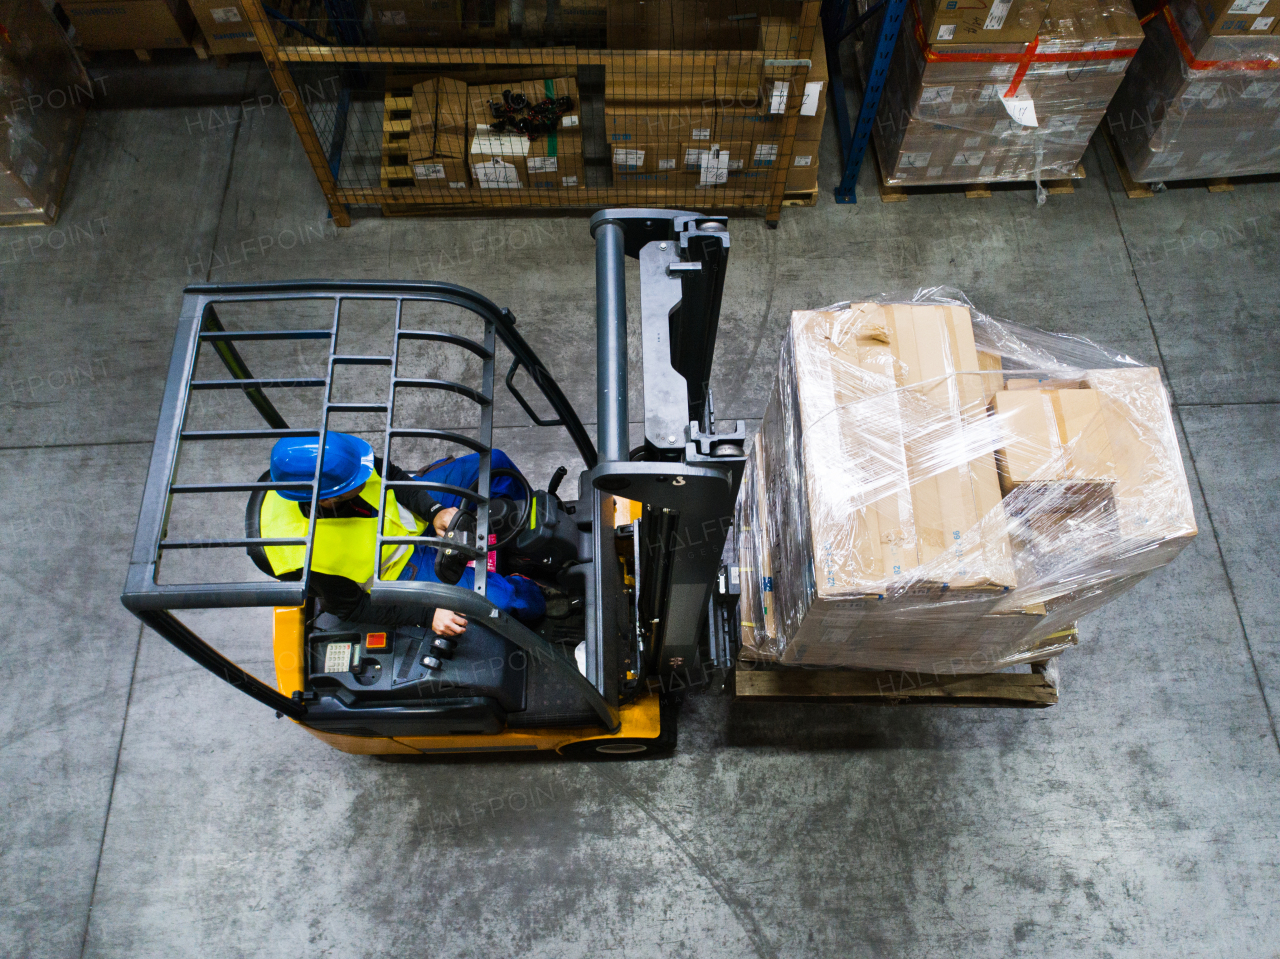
[547,465,567,498]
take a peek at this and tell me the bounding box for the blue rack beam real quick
[822,0,907,203]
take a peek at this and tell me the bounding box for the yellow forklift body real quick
[272,607,661,756]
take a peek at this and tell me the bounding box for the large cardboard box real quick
[408,77,471,190]
[680,139,753,179]
[606,67,718,102]
[365,0,463,45]
[785,138,820,189]
[187,0,258,53]
[603,105,716,143]
[63,0,194,49]
[924,0,1050,45]
[611,139,683,173]
[1191,0,1280,35]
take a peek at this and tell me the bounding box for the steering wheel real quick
[469,467,533,549]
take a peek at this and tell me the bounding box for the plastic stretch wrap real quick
[861,0,1144,188]
[1107,0,1280,182]
[0,0,88,221]
[736,288,1197,671]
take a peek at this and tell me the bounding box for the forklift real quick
[122,209,747,758]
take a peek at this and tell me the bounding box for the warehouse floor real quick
[3,60,1279,959]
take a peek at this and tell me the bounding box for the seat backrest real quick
[245,469,276,578]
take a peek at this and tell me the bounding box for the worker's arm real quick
[383,460,446,527]
[276,568,434,627]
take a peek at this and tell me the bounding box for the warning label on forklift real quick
[325,642,353,673]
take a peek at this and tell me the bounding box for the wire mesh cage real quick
[243,0,823,223]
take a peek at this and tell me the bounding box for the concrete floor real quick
[2,63,1279,959]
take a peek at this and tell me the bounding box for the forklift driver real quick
[257,432,545,637]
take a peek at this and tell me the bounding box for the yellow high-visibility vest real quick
[260,473,425,588]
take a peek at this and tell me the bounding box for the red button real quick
[365,632,387,649]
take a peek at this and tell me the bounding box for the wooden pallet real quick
[732,625,1077,708]
[782,187,818,208]
[734,658,1061,708]
[1102,127,1242,199]
[876,157,1086,202]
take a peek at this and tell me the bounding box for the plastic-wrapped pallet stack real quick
[736,290,1198,672]
[1,0,88,225]
[1107,0,1280,181]
[862,0,1144,187]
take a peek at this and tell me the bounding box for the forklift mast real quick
[588,209,746,683]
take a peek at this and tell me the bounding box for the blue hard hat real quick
[270,431,375,502]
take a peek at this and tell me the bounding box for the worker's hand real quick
[432,608,467,637]
[433,507,458,535]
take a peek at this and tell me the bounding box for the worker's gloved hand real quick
[434,509,477,585]
[432,609,467,637]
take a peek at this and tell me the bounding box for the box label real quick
[448,181,467,189]
[801,81,825,116]
[700,149,730,185]
[794,154,813,166]
[920,86,954,105]
[979,164,997,177]
[1242,81,1280,98]
[691,127,711,139]
[210,5,243,21]
[562,175,579,186]
[562,115,579,127]
[657,158,676,170]
[527,156,558,173]
[613,148,645,166]
[769,81,789,114]
[901,151,931,168]
[754,143,779,165]
[14,197,34,209]
[1000,93,1038,127]
[379,10,408,25]
[953,151,985,166]
[963,136,982,147]
[1254,15,1275,28]
[1229,0,1268,13]
[937,24,956,40]
[472,160,521,188]
[984,0,1012,29]
[413,163,446,179]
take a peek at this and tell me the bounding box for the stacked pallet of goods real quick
[1,0,87,225]
[1107,0,1280,181]
[862,0,1144,187]
[603,2,828,197]
[736,293,1197,671]
[407,75,585,196]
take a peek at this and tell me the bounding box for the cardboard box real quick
[749,137,783,168]
[470,125,583,188]
[716,52,764,106]
[715,105,785,141]
[603,105,716,143]
[786,138,820,190]
[1192,0,1280,35]
[924,0,1050,45]
[680,139,753,182]
[607,0,673,47]
[991,388,1117,494]
[611,139,683,173]
[365,0,463,45]
[63,0,195,49]
[795,18,829,141]
[408,77,471,190]
[606,67,718,102]
[187,0,257,53]
[467,78,581,135]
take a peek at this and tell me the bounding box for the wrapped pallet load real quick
[1106,0,1280,181]
[736,290,1197,672]
[864,0,1144,188]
